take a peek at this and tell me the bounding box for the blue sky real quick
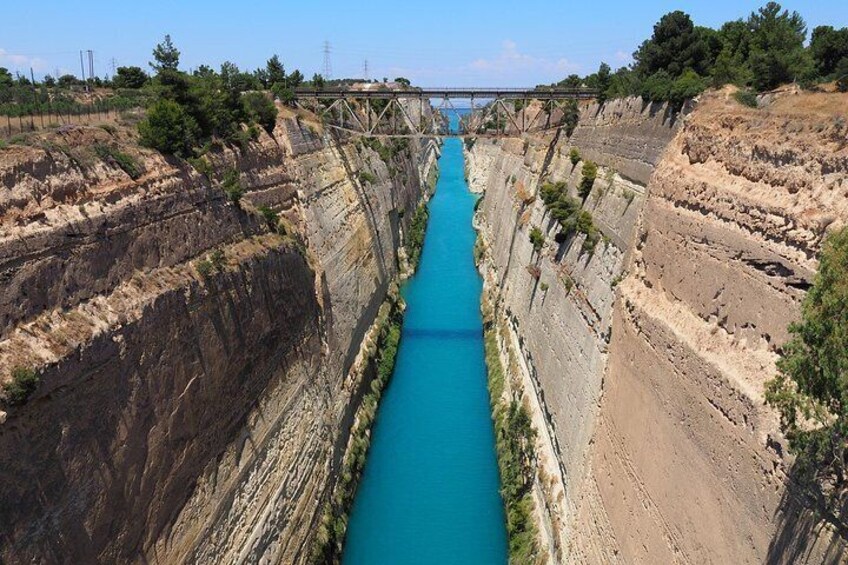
[2,1,846,86]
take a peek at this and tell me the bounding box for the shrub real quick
[529,226,545,252]
[569,147,581,166]
[221,168,243,204]
[765,227,848,506]
[3,367,39,407]
[113,66,148,89]
[94,144,142,179]
[210,249,226,270]
[579,161,598,199]
[358,171,377,184]
[195,259,213,278]
[733,89,759,108]
[242,91,278,134]
[138,99,199,156]
[258,205,279,230]
[836,57,848,92]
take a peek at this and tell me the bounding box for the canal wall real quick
[469,89,848,563]
[0,106,438,563]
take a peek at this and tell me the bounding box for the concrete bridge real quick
[291,87,598,138]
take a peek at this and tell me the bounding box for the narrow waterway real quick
[343,130,508,564]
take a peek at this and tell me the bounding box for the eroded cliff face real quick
[0,106,438,563]
[469,90,848,563]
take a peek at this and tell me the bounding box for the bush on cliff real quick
[578,161,598,199]
[138,99,199,157]
[3,367,39,407]
[529,226,545,252]
[765,226,848,508]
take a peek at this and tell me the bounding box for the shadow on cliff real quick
[766,464,848,565]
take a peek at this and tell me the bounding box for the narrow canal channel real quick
[343,127,508,564]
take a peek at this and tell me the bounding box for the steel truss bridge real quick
[291,87,598,138]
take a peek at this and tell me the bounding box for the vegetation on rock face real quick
[578,161,598,200]
[221,168,244,205]
[555,3,848,108]
[94,144,142,179]
[529,226,545,252]
[766,227,848,510]
[3,367,39,407]
[405,202,429,271]
[569,147,581,166]
[540,180,601,254]
[481,299,539,563]
[311,296,405,565]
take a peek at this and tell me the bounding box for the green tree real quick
[711,19,754,86]
[150,34,180,73]
[634,11,714,78]
[287,69,304,88]
[266,54,286,86]
[0,67,13,87]
[836,58,848,92]
[58,74,79,87]
[596,62,611,104]
[810,26,848,78]
[113,66,148,89]
[394,77,411,86]
[138,98,199,156]
[765,227,848,504]
[559,74,582,88]
[243,91,278,134]
[748,2,811,90]
[311,73,325,89]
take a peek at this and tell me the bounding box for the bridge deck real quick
[292,87,597,100]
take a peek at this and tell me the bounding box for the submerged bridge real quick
[291,87,598,138]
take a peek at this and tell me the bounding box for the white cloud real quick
[0,49,48,72]
[468,40,579,77]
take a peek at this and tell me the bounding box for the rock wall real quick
[468,97,682,559]
[470,90,848,563]
[0,107,438,563]
[581,89,848,564]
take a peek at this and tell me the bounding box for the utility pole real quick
[323,40,332,81]
[79,50,88,91]
[87,50,94,84]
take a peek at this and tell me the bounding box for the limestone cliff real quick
[469,89,848,563]
[0,106,438,563]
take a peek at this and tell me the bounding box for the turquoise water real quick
[342,130,508,564]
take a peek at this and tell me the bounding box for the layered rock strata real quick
[0,106,438,564]
[469,90,848,563]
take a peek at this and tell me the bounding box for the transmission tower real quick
[363,59,369,81]
[323,41,332,80]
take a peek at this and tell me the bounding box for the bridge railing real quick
[292,87,598,100]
